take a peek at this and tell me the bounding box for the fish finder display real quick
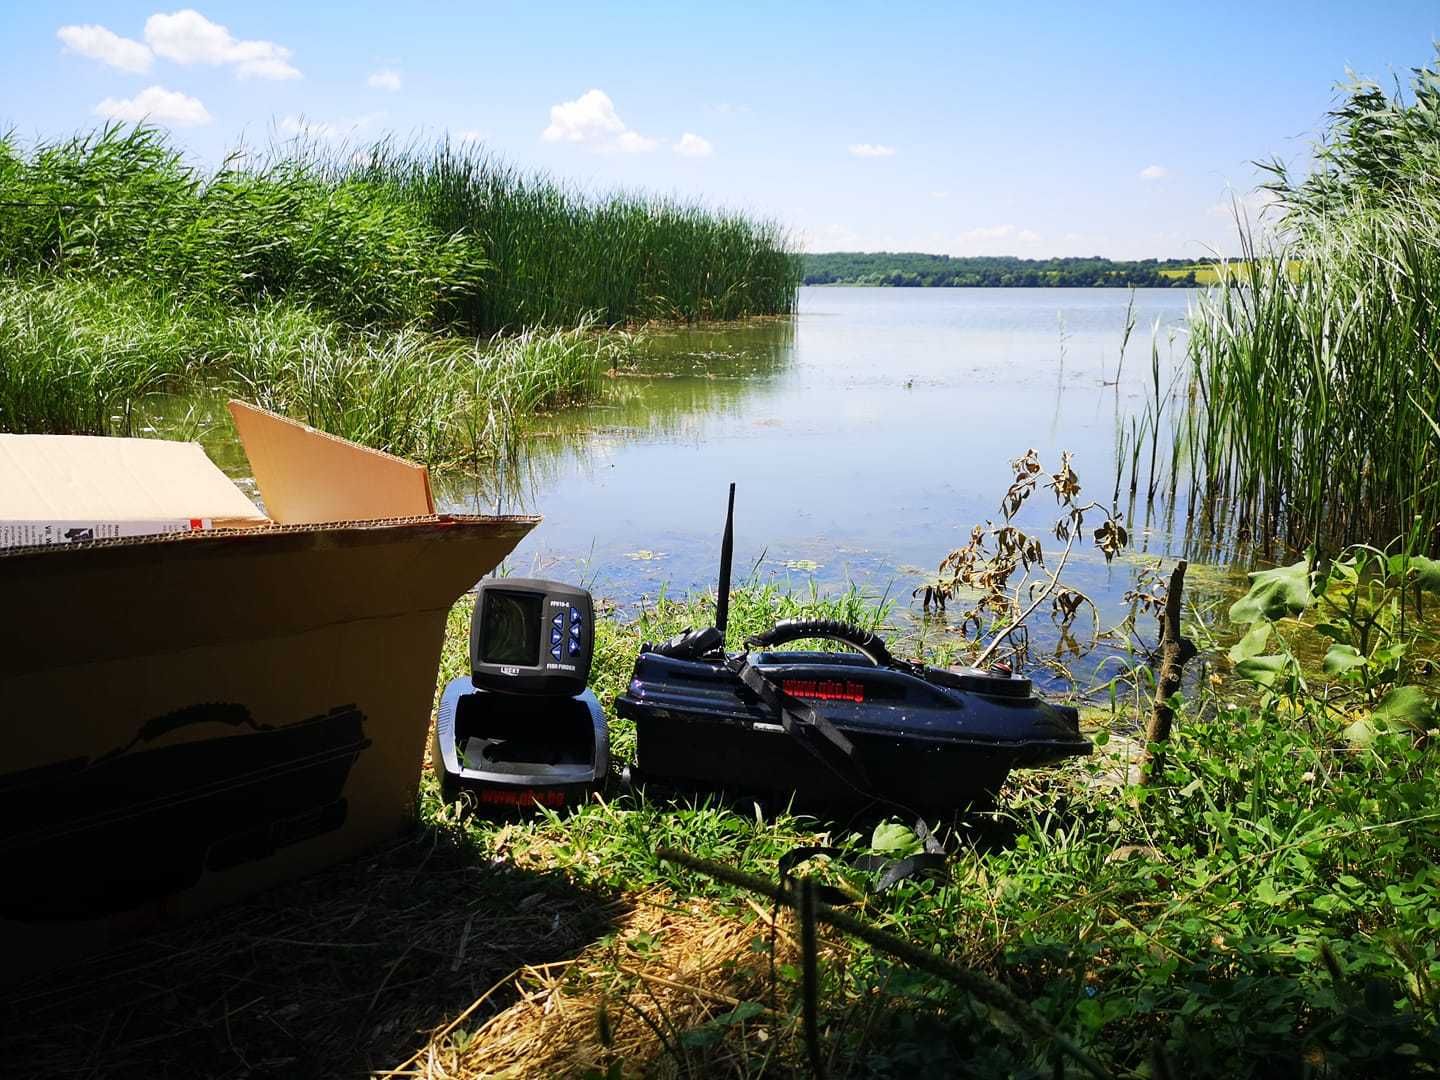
[480,591,542,666]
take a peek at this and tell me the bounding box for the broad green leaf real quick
[871,821,923,856]
[1229,560,1315,624]
[1235,654,1291,688]
[1388,554,1440,594]
[1371,685,1434,732]
[1343,717,1377,748]
[1227,622,1273,663]
[1323,644,1367,676]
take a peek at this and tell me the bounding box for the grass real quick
[420,582,1440,1077]
[1156,261,1301,286]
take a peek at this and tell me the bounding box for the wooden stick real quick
[1142,560,1197,784]
[657,847,1113,1080]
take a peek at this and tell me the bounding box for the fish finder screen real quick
[480,591,542,666]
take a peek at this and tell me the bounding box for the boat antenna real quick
[715,483,736,636]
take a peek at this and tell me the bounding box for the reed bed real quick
[0,278,637,464]
[1147,54,1440,556]
[347,141,803,329]
[0,124,798,454]
[1181,203,1440,554]
[0,125,801,335]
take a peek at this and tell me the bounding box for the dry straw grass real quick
[390,892,799,1079]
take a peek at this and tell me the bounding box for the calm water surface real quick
[434,286,1214,652]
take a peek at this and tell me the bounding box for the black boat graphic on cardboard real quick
[0,703,370,922]
[616,486,1090,813]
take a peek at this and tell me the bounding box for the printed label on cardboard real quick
[0,519,209,549]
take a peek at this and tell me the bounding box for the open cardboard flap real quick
[228,400,435,524]
[0,405,538,978]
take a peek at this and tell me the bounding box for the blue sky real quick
[3,3,1436,259]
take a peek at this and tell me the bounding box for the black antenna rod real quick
[715,483,736,636]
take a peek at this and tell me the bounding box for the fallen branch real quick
[657,846,1114,1080]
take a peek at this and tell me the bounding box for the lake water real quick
[434,286,1219,666]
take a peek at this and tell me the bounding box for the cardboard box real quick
[0,402,537,977]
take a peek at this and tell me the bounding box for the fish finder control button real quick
[568,608,583,656]
[550,612,565,647]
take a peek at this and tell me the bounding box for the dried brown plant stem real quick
[1142,560,1196,785]
[974,526,1079,667]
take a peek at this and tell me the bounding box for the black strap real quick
[731,646,948,896]
[778,843,948,899]
[728,654,872,790]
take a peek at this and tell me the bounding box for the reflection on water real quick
[433,318,797,516]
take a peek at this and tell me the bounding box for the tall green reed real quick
[1132,53,1440,557]
[0,125,801,334]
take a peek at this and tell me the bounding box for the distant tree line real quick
[802,252,1199,288]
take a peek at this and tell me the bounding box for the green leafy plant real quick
[1227,544,1440,744]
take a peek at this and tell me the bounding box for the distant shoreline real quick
[803,251,1216,288]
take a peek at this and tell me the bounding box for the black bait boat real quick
[615,486,1090,814]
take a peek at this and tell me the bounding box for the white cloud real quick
[1139,164,1170,180]
[57,24,153,73]
[849,143,896,158]
[94,85,211,127]
[453,129,486,145]
[929,190,950,199]
[542,89,658,152]
[367,69,402,92]
[279,112,384,141]
[674,132,713,158]
[144,10,300,80]
[543,89,626,143]
[616,130,659,153]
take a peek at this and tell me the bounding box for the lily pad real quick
[1229,559,1316,624]
[623,550,667,561]
[784,559,821,572]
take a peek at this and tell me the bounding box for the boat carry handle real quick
[744,619,895,668]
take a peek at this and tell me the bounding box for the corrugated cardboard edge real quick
[227,400,436,525]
